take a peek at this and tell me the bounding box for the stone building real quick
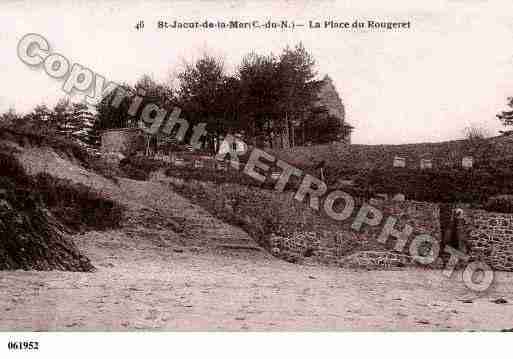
[100,128,146,156]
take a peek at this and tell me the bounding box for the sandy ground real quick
[1,149,513,331]
[1,235,513,331]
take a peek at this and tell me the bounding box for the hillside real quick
[270,134,513,170]
[0,126,265,272]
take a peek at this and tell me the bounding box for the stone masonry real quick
[457,209,513,271]
[270,199,441,266]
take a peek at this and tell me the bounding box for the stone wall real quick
[457,209,513,271]
[100,128,146,156]
[270,199,441,265]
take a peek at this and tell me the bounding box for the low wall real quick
[458,210,513,271]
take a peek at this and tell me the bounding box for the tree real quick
[237,43,319,148]
[0,107,20,126]
[69,102,96,144]
[134,75,175,111]
[48,99,96,145]
[277,42,318,147]
[53,98,73,136]
[238,52,281,147]
[177,53,230,152]
[19,104,54,134]
[92,83,136,144]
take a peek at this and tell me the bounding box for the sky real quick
[1,0,513,144]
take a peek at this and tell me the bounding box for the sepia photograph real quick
[0,0,512,357]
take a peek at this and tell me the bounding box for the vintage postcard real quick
[0,0,512,357]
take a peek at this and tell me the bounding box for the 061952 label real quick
[7,341,39,351]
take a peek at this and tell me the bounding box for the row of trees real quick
[0,100,95,145]
[7,44,513,154]
[95,42,343,152]
[2,43,348,152]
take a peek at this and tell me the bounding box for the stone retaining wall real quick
[458,210,513,271]
[270,199,441,265]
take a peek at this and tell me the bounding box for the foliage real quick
[177,53,230,152]
[334,166,513,204]
[0,153,94,271]
[3,42,344,160]
[0,107,21,125]
[93,83,137,140]
[53,98,96,144]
